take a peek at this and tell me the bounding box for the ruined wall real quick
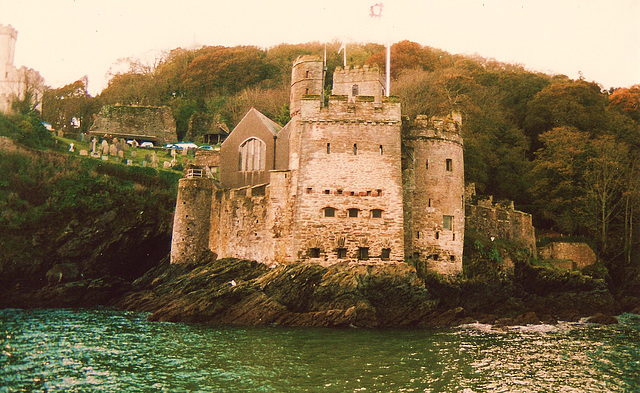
[403,114,465,275]
[465,195,537,255]
[290,96,405,264]
[170,177,214,264]
[539,242,596,269]
[0,25,36,114]
[89,105,177,145]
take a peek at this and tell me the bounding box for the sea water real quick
[1,308,639,392]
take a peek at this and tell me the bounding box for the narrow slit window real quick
[353,144,358,155]
[435,232,440,239]
[426,159,429,170]
[352,84,359,96]
[379,145,383,155]
[446,159,453,172]
[327,143,330,154]
[428,198,432,207]
[305,70,310,78]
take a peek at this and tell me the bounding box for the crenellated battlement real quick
[0,24,17,37]
[405,114,463,145]
[300,95,401,123]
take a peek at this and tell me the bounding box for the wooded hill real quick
[39,41,640,284]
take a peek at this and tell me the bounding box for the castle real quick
[0,25,42,114]
[170,56,465,275]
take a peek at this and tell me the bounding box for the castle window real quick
[358,247,369,260]
[337,189,343,195]
[324,189,330,194]
[443,215,453,231]
[324,207,336,217]
[416,231,420,239]
[353,144,358,155]
[435,232,440,239]
[306,188,313,194]
[381,248,391,260]
[305,88,309,94]
[426,159,429,170]
[238,138,266,172]
[348,208,359,218]
[379,145,383,155]
[308,248,321,258]
[377,189,383,196]
[450,255,456,261]
[327,143,330,154]
[371,209,383,218]
[428,199,432,207]
[352,84,359,96]
[337,248,347,259]
[446,159,453,172]
[305,70,310,78]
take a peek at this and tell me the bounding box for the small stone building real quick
[89,105,177,145]
[538,241,596,269]
[171,56,465,275]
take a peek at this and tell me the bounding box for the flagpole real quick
[343,44,347,68]
[321,44,327,107]
[385,43,390,97]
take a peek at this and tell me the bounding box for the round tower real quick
[289,55,323,117]
[170,175,214,264]
[404,113,464,275]
[0,25,17,79]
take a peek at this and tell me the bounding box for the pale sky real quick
[1,0,639,96]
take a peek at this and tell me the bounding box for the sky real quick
[1,0,639,96]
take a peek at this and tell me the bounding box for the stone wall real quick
[465,195,536,255]
[291,96,405,264]
[539,242,596,269]
[89,105,177,145]
[332,65,384,103]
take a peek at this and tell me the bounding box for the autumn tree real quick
[42,78,98,133]
[608,85,640,123]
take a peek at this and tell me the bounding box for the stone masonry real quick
[170,56,469,275]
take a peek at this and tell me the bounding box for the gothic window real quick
[446,159,453,172]
[348,208,359,218]
[358,247,369,260]
[371,209,383,218]
[381,248,391,260]
[443,215,453,231]
[323,207,336,217]
[352,84,359,96]
[238,138,266,172]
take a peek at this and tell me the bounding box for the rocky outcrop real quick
[113,255,625,328]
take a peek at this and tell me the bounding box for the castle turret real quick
[0,25,17,79]
[289,56,323,118]
[403,113,464,275]
[170,171,215,264]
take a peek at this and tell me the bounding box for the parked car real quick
[198,145,214,150]
[140,142,154,148]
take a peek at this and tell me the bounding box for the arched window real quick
[238,138,266,172]
[323,207,336,217]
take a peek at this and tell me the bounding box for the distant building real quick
[171,56,466,275]
[88,105,177,145]
[0,25,43,114]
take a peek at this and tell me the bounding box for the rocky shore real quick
[4,253,636,328]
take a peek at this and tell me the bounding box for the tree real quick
[608,85,640,123]
[42,78,98,133]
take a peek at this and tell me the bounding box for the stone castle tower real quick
[402,114,465,274]
[170,55,465,274]
[0,25,42,114]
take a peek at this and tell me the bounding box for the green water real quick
[0,309,639,392]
